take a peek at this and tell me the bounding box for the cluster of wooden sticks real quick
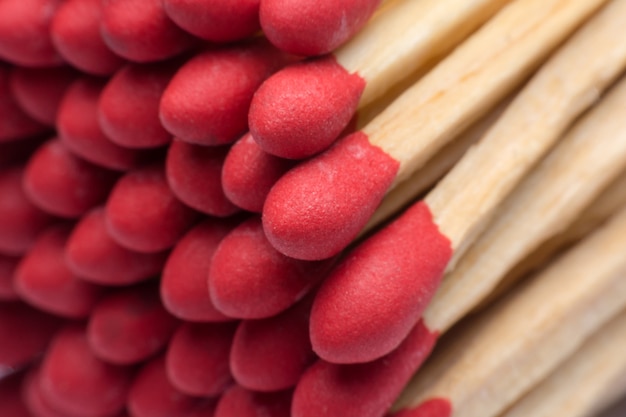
[0,0,626,416]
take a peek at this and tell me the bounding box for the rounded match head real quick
[263,131,399,260]
[292,320,438,417]
[159,39,290,146]
[0,301,63,368]
[104,164,199,253]
[0,166,54,255]
[23,139,119,218]
[215,385,292,417]
[160,218,238,322]
[100,0,196,63]
[99,61,180,149]
[310,202,452,364]
[209,216,335,319]
[0,0,64,67]
[57,77,146,171]
[0,254,20,300]
[230,295,317,392]
[38,325,134,417]
[250,57,365,159]
[166,322,237,397]
[9,66,77,126]
[259,0,382,56]
[163,0,261,43]
[166,139,240,217]
[0,64,48,143]
[51,0,125,76]
[66,208,167,286]
[87,282,179,365]
[14,224,104,319]
[222,133,295,213]
[22,367,70,417]
[128,355,218,417]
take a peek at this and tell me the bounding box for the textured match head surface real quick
[99,61,179,149]
[209,216,335,319]
[0,0,64,67]
[9,66,77,126]
[166,139,240,217]
[388,399,453,417]
[222,132,296,213]
[99,0,195,63]
[14,224,104,319]
[159,39,291,146]
[51,0,125,75]
[0,255,20,300]
[0,301,63,368]
[38,325,134,417]
[57,77,145,171]
[263,131,399,260]
[292,320,438,417]
[87,282,179,365]
[161,218,237,322]
[259,0,382,56]
[0,166,53,255]
[128,355,218,417]
[22,367,71,417]
[230,295,317,392]
[310,201,452,364]
[104,164,199,253]
[23,139,119,218]
[165,321,237,397]
[250,57,365,159]
[163,0,261,42]
[0,65,48,142]
[66,208,167,285]
[215,385,292,417]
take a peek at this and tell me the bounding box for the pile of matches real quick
[2,0,626,416]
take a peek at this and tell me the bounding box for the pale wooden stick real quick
[423,72,626,333]
[424,0,626,261]
[336,0,511,107]
[499,309,626,417]
[391,204,626,417]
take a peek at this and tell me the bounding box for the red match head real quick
[51,0,126,75]
[38,325,134,417]
[87,282,179,365]
[160,218,238,322]
[98,61,180,149]
[14,223,104,319]
[259,0,382,56]
[104,164,199,253]
[166,139,240,217]
[163,0,261,43]
[0,254,20,300]
[215,385,292,417]
[292,321,438,417]
[388,399,453,417]
[250,57,365,159]
[230,295,317,392]
[100,0,196,63]
[66,208,167,286]
[310,202,452,363]
[165,321,237,397]
[0,371,30,417]
[209,216,335,319]
[221,132,296,213]
[159,39,291,146]
[262,131,399,260]
[57,77,146,171]
[23,139,120,219]
[0,0,64,67]
[9,66,77,126]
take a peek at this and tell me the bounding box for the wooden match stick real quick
[499,309,626,417]
[308,0,626,365]
[250,0,510,158]
[389,204,626,417]
[263,0,608,262]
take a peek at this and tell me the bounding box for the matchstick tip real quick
[389,399,453,417]
[250,57,365,159]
